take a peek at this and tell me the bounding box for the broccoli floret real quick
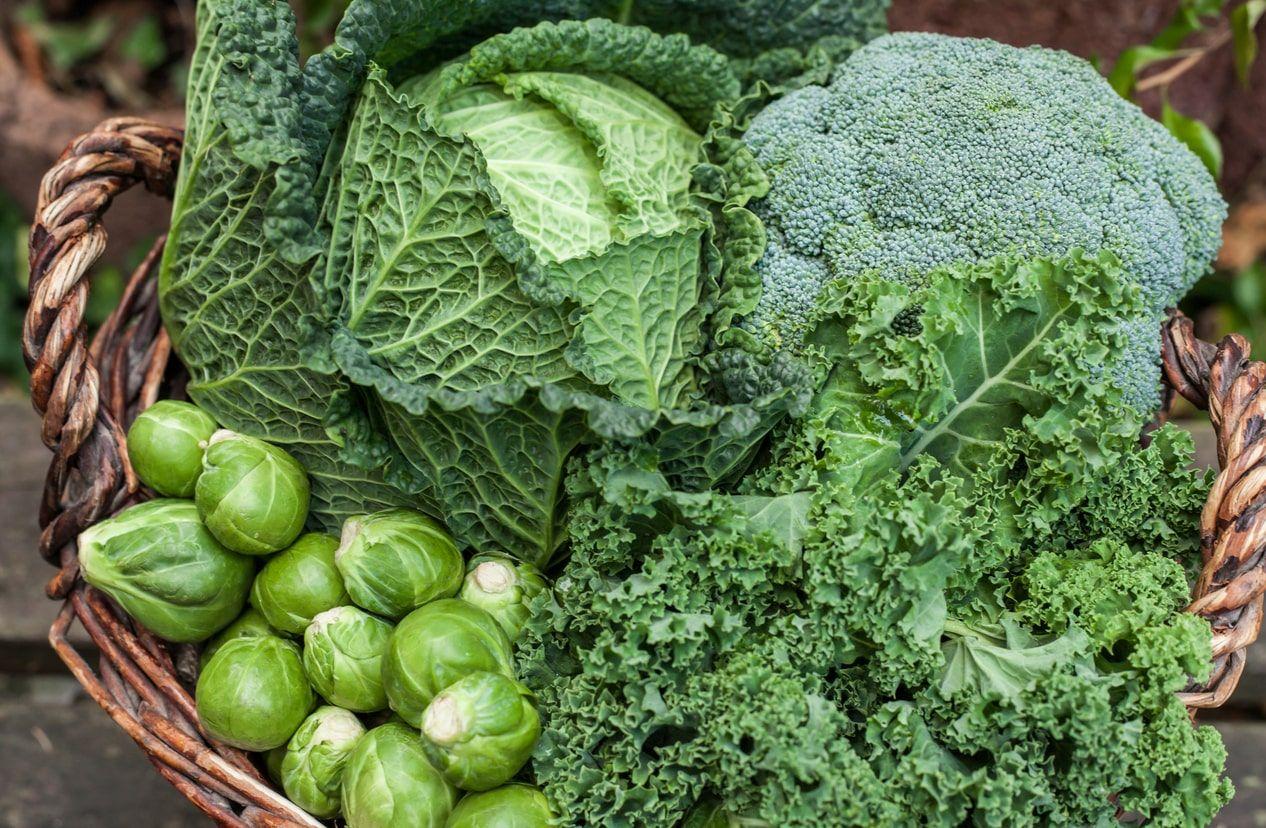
[742,32,1226,411]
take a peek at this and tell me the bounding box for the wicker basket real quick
[20,119,1266,826]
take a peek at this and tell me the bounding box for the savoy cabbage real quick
[161,1,838,563]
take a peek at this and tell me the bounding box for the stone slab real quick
[1215,721,1266,827]
[0,677,202,827]
[0,393,86,653]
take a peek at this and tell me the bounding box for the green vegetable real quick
[317,18,787,568]
[742,31,1225,412]
[445,784,555,827]
[250,533,349,634]
[801,251,1150,523]
[303,605,393,712]
[517,426,1231,826]
[383,599,514,727]
[196,430,311,555]
[126,400,218,497]
[342,722,458,828]
[78,500,253,643]
[421,672,541,791]
[459,556,546,641]
[281,706,366,818]
[200,606,277,668]
[159,4,809,567]
[153,5,1234,824]
[335,510,464,619]
[264,744,287,785]
[195,636,314,751]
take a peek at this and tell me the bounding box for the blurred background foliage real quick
[0,0,1262,407]
[0,1,349,391]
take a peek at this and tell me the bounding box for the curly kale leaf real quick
[1036,424,1211,564]
[753,251,1151,532]
[524,424,1231,826]
[798,463,977,693]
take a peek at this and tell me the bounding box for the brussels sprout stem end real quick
[423,695,467,745]
[203,428,238,449]
[473,561,515,594]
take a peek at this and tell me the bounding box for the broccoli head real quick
[741,32,1226,411]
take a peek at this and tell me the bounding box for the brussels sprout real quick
[126,401,218,497]
[383,599,514,727]
[195,636,314,750]
[342,722,458,827]
[200,607,277,668]
[78,500,253,643]
[459,555,546,641]
[281,706,366,818]
[264,745,287,786]
[303,606,393,712]
[420,672,540,791]
[196,430,310,555]
[250,534,349,635]
[446,784,556,827]
[336,510,464,619]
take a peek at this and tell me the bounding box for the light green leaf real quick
[1161,100,1223,178]
[730,492,812,554]
[120,16,167,70]
[414,79,617,264]
[326,69,577,392]
[1155,0,1228,49]
[1107,45,1179,98]
[1232,0,1266,85]
[16,3,114,72]
[940,625,1093,699]
[500,71,702,240]
[561,229,705,410]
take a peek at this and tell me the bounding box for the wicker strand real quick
[23,118,180,565]
[1162,313,1266,708]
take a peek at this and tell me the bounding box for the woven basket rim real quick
[20,118,1266,826]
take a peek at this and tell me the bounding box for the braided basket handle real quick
[22,118,182,571]
[1162,313,1266,708]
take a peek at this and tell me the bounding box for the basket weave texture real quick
[20,119,1266,825]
